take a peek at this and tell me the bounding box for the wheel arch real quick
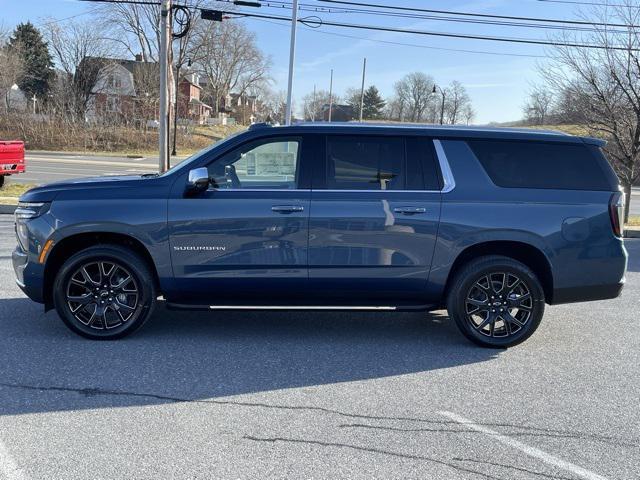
[43,231,160,309]
[444,240,554,303]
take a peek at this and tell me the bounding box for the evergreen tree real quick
[362,85,386,120]
[9,22,54,101]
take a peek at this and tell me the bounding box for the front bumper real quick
[12,246,45,303]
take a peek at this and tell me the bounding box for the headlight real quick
[14,202,50,251]
[14,202,50,221]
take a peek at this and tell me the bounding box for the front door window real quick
[207,138,300,190]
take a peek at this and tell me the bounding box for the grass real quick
[0,181,34,196]
[627,215,640,227]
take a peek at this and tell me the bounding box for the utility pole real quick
[285,0,299,125]
[359,58,366,122]
[31,94,37,115]
[311,84,317,121]
[159,0,171,173]
[328,69,334,122]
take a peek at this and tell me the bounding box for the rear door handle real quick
[394,206,427,215]
[272,205,305,213]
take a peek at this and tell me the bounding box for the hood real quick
[19,174,160,203]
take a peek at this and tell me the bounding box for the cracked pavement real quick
[0,214,638,479]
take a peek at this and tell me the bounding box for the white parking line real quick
[0,437,28,480]
[438,411,609,480]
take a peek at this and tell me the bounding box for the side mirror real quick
[186,167,210,193]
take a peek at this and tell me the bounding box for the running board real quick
[209,305,397,311]
[165,303,434,312]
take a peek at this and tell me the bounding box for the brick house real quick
[79,55,160,124]
[176,73,212,125]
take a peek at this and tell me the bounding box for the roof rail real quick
[248,122,273,130]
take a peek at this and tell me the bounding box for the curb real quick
[625,228,640,239]
[0,204,16,214]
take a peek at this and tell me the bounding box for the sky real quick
[0,0,589,124]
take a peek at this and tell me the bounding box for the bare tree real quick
[390,72,436,122]
[443,81,472,125]
[192,20,271,116]
[257,88,287,124]
[540,0,640,221]
[42,18,117,119]
[523,85,554,125]
[0,26,24,112]
[461,103,476,125]
[302,89,335,121]
[97,3,160,62]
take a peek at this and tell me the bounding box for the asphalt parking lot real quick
[0,214,638,480]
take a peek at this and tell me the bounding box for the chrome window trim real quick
[206,188,311,193]
[205,139,456,194]
[432,139,456,193]
[318,189,441,193]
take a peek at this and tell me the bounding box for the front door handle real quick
[272,205,305,214]
[394,206,427,215]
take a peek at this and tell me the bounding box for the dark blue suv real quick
[12,123,628,347]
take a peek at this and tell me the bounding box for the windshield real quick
[160,129,247,177]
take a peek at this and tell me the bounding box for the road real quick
[9,152,182,185]
[0,214,638,479]
[6,152,640,216]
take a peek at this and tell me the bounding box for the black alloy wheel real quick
[447,255,545,348]
[53,245,156,340]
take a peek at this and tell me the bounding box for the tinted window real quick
[207,138,299,190]
[406,137,442,190]
[326,136,404,190]
[467,140,612,191]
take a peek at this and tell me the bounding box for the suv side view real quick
[12,124,628,347]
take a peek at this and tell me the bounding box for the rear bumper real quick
[1,163,25,175]
[12,247,45,303]
[551,281,624,305]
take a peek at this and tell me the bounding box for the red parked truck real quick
[0,140,25,188]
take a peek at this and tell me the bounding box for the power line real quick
[78,0,640,50]
[250,15,549,58]
[537,0,640,6]
[258,0,627,33]
[228,9,640,50]
[315,0,640,28]
[38,7,103,26]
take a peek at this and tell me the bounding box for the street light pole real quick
[432,84,446,125]
[159,0,171,172]
[285,0,299,125]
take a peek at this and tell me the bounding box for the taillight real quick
[609,191,625,238]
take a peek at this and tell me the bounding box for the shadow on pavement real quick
[625,238,640,272]
[0,297,497,416]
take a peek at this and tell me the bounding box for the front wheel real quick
[446,255,545,348]
[53,245,156,340]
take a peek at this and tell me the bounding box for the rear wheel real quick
[53,245,156,340]
[446,255,545,348]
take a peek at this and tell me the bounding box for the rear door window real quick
[326,136,405,190]
[467,139,614,191]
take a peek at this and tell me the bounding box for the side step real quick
[165,303,434,312]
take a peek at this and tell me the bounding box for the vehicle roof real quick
[250,122,605,146]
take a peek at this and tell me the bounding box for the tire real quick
[446,255,545,348]
[53,245,156,340]
[0,176,5,188]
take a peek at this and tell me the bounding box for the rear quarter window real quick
[467,139,616,191]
